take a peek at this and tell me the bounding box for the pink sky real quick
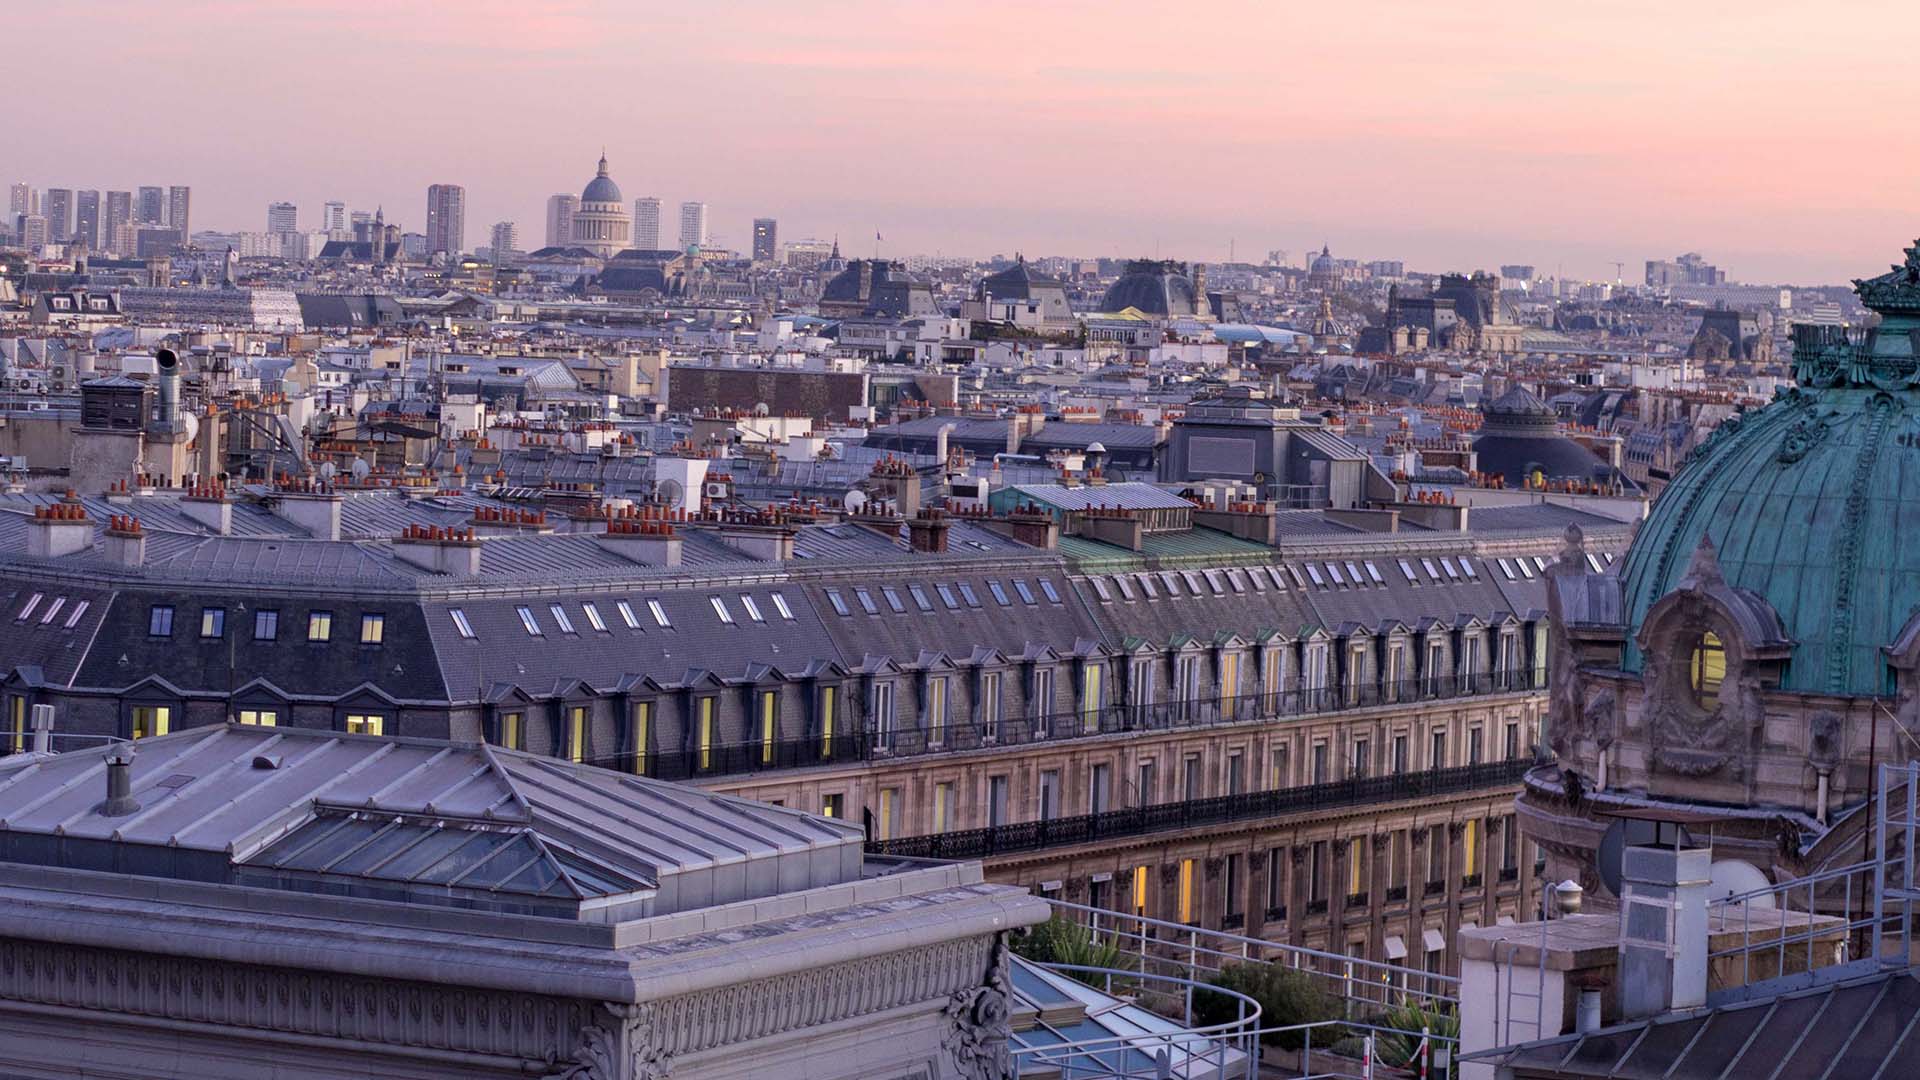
[8,0,1918,283]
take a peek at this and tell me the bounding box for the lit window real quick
[148,605,174,636]
[359,613,384,644]
[855,588,879,614]
[647,599,671,628]
[770,592,795,619]
[739,595,763,622]
[988,581,1010,606]
[237,709,277,726]
[254,609,279,640]
[616,600,641,628]
[38,597,64,625]
[131,705,170,739]
[499,711,524,749]
[568,706,587,762]
[199,608,225,638]
[711,596,735,624]
[63,600,89,628]
[880,587,905,613]
[907,584,933,612]
[583,602,608,632]
[826,589,850,616]
[306,611,333,641]
[1014,580,1036,605]
[631,701,651,774]
[957,583,980,607]
[18,593,43,621]
[549,604,575,634]
[344,713,384,736]
[1039,580,1062,603]
[1689,632,1726,710]
[516,606,542,636]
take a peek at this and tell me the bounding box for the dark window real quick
[148,605,174,637]
[254,609,279,640]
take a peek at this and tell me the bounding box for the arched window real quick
[1689,632,1726,709]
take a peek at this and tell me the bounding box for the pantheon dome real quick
[1099,259,1209,318]
[1520,238,1920,899]
[571,154,631,258]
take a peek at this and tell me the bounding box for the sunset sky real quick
[9,0,1917,283]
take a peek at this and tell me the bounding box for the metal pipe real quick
[155,348,180,426]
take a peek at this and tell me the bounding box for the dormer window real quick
[1689,632,1726,710]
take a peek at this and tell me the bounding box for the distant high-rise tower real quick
[167,186,191,239]
[678,201,708,250]
[752,217,778,262]
[43,189,72,242]
[137,186,165,225]
[16,214,48,253]
[633,197,662,250]
[546,193,579,249]
[425,183,465,255]
[322,201,347,233]
[104,191,132,253]
[73,190,101,249]
[489,221,520,264]
[267,202,298,234]
[8,183,30,219]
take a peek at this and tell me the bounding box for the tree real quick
[1374,995,1459,1072]
[1192,963,1343,1050]
[1008,917,1135,988]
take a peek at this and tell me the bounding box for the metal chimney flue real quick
[101,747,139,817]
[29,703,54,754]
[155,348,180,428]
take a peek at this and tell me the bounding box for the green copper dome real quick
[1619,241,1920,697]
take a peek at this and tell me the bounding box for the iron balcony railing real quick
[592,670,1544,783]
[870,759,1531,860]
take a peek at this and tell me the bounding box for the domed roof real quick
[581,154,622,204]
[1618,239,1920,696]
[1310,244,1337,275]
[1100,259,1199,316]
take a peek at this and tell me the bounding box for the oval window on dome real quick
[1689,631,1726,710]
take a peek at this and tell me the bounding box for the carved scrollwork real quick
[941,938,1013,1080]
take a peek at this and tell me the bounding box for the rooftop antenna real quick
[1612,261,1625,284]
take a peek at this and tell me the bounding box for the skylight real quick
[450,608,475,638]
[710,596,734,624]
[647,599,672,627]
[549,604,575,634]
[583,602,608,632]
[516,606,542,636]
[770,592,796,619]
[617,600,642,628]
[739,595,764,622]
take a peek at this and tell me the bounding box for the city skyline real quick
[6,2,1918,283]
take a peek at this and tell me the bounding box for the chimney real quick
[715,521,797,561]
[935,422,956,466]
[179,480,232,535]
[101,747,140,817]
[269,476,343,540]
[102,515,146,567]
[597,517,683,567]
[29,703,54,753]
[907,508,951,553]
[1618,841,1711,1019]
[26,496,95,558]
[391,525,483,576]
[154,347,181,429]
[1007,504,1058,550]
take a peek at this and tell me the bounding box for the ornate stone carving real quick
[942,938,1013,1080]
[1289,846,1307,867]
[548,1005,673,1080]
[1776,413,1829,464]
[1160,863,1182,886]
[1809,711,1843,767]
[1203,857,1223,881]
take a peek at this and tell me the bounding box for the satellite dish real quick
[350,459,371,482]
[843,490,868,513]
[318,462,338,482]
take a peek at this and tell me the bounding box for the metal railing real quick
[584,672,1544,783]
[1042,897,1460,1015]
[1023,1018,1458,1080]
[1705,761,1920,1003]
[1014,963,1260,1080]
[871,760,1529,861]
